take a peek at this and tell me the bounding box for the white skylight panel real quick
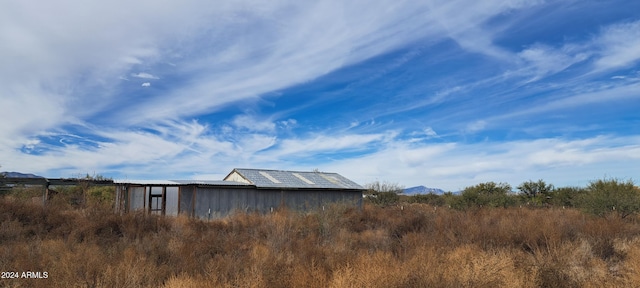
[292,173,315,185]
[319,174,340,185]
[259,171,281,183]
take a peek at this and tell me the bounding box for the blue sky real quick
[1,0,639,191]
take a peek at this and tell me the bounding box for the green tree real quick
[409,193,445,206]
[459,182,514,209]
[441,192,460,208]
[86,186,115,206]
[364,181,403,206]
[518,179,554,206]
[0,167,8,196]
[579,178,640,218]
[76,173,113,207]
[549,186,585,208]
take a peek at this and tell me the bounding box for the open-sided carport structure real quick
[114,168,364,219]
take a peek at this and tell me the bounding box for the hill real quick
[403,185,446,195]
[0,171,44,178]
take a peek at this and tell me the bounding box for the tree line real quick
[365,178,640,218]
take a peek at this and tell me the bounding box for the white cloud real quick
[0,86,69,149]
[1,0,638,190]
[271,131,396,158]
[518,44,588,80]
[424,127,438,138]
[279,119,298,129]
[465,120,487,133]
[231,115,276,132]
[21,139,40,151]
[3,115,639,192]
[236,134,277,155]
[424,0,546,61]
[131,72,159,79]
[0,0,195,143]
[594,20,640,70]
[320,135,640,191]
[492,82,640,122]
[104,0,557,125]
[0,0,563,133]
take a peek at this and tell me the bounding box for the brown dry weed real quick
[2,199,640,287]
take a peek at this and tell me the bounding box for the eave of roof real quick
[112,179,251,186]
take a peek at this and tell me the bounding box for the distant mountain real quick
[403,185,447,195]
[0,171,44,178]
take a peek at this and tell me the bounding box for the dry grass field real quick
[2,197,640,287]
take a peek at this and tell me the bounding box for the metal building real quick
[114,168,364,219]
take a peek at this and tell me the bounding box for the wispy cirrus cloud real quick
[131,73,159,79]
[517,44,588,81]
[593,20,640,71]
[4,113,639,191]
[321,135,640,191]
[231,114,276,133]
[1,0,638,191]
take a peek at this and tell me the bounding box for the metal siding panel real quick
[226,188,240,215]
[255,190,265,211]
[283,191,299,209]
[213,188,220,212]
[165,187,179,216]
[260,189,280,212]
[190,187,258,219]
[194,187,207,219]
[210,188,220,218]
[180,188,193,216]
[127,183,363,218]
[235,188,247,212]
[236,189,250,213]
[232,189,245,215]
[219,188,231,216]
[129,186,146,211]
[248,189,260,212]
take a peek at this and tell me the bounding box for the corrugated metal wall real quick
[193,187,278,219]
[165,187,179,216]
[118,184,363,219]
[192,187,362,219]
[129,186,146,211]
[179,186,195,216]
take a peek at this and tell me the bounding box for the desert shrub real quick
[439,192,459,207]
[579,178,640,218]
[518,179,554,206]
[364,181,404,194]
[549,186,586,208]
[49,185,85,207]
[86,185,115,207]
[5,193,640,287]
[366,191,400,206]
[5,185,44,200]
[457,182,515,209]
[409,193,445,206]
[364,181,403,207]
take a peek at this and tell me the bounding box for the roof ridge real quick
[234,168,336,174]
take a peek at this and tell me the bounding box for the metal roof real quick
[226,168,364,190]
